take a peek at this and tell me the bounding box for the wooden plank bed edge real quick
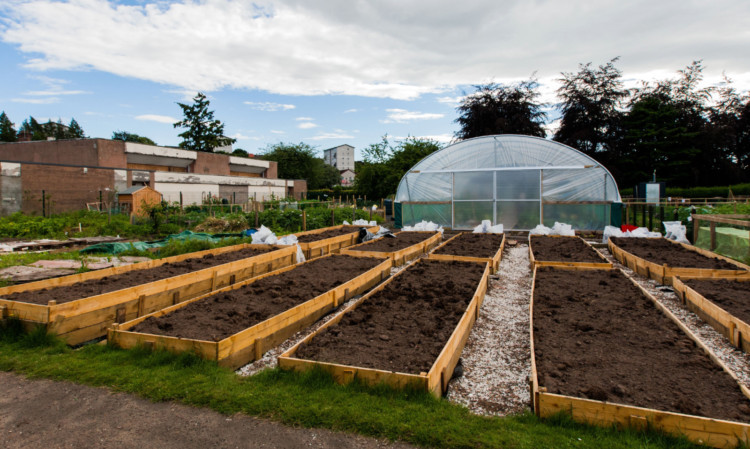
[530,266,750,448]
[108,256,393,367]
[278,257,488,397]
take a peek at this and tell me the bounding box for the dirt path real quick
[0,371,414,449]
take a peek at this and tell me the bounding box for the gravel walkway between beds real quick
[598,245,750,388]
[445,242,532,416]
[236,256,422,377]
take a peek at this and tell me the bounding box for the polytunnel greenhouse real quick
[394,135,622,230]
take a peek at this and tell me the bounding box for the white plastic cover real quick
[403,220,444,234]
[472,220,504,234]
[395,135,621,230]
[252,225,305,263]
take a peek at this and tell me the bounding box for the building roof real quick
[119,185,147,195]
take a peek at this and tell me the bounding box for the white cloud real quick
[344,108,358,113]
[2,0,749,100]
[416,134,454,144]
[244,101,296,111]
[307,132,355,141]
[381,109,444,124]
[436,96,463,106]
[296,117,314,121]
[297,122,318,129]
[12,97,58,104]
[270,130,285,134]
[135,114,178,124]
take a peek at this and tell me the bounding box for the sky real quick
[1,0,749,161]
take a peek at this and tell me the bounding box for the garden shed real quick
[117,185,162,217]
[394,135,621,230]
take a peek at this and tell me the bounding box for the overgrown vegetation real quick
[0,323,700,449]
[0,204,383,242]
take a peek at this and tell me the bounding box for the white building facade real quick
[323,144,355,171]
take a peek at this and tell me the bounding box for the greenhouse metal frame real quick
[394,135,621,230]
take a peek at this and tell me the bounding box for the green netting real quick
[80,230,233,255]
[695,226,750,264]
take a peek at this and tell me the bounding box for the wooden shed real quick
[118,185,162,217]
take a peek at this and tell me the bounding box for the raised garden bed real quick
[427,233,505,274]
[279,259,490,396]
[108,255,392,369]
[294,225,379,259]
[340,231,441,267]
[608,237,750,286]
[529,235,611,269]
[0,244,297,345]
[531,266,750,448]
[673,277,750,352]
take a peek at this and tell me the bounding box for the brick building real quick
[0,139,306,215]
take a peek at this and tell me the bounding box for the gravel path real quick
[445,241,532,416]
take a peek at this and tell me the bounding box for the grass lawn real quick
[0,323,701,449]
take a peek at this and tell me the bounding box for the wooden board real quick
[108,255,393,370]
[340,231,442,267]
[0,244,298,345]
[672,276,750,352]
[278,258,491,397]
[528,235,612,269]
[427,233,505,274]
[529,265,750,448]
[608,237,750,286]
[294,225,379,260]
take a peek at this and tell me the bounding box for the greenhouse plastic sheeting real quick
[80,230,237,255]
[395,135,620,230]
[695,226,750,264]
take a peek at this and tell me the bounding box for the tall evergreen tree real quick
[0,112,17,142]
[173,92,235,152]
[67,118,86,138]
[554,58,629,158]
[454,79,546,140]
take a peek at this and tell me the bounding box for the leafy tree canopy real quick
[112,131,156,145]
[554,57,629,156]
[454,79,546,140]
[173,92,235,152]
[356,136,441,199]
[260,142,339,190]
[0,111,17,142]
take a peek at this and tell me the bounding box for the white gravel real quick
[445,241,532,416]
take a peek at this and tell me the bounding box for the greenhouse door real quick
[494,169,541,230]
[451,169,541,230]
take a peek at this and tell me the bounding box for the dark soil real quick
[533,267,750,423]
[433,233,504,258]
[530,236,604,263]
[130,255,383,341]
[609,237,740,269]
[295,260,486,374]
[685,279,750,324]
[3,247,278,305]
[296,227,367,243]
[348,231,438,253]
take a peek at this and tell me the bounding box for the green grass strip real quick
[0,323,702,449]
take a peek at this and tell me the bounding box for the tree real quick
[355,136,441,199]
[260,142,338,189]
[454,79,546,140]
[173,92,235,152]
[112,130,156,145]
[67,118,86,138]
[554,58,629,158]
[0,112,17,142]
[231,148,249,157]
